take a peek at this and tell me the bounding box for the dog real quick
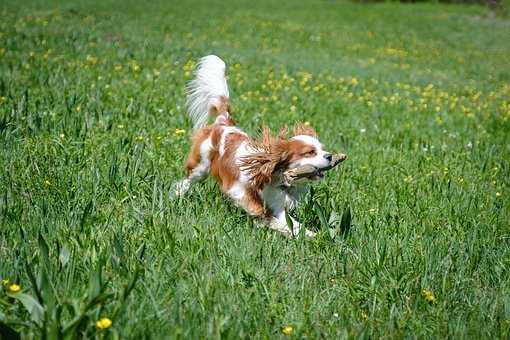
[175,55,334,237]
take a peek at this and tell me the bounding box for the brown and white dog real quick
[175,55,334,237]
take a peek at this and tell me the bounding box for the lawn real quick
[0,0,509,338]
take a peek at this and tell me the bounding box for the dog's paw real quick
[172,179,191,198]
[304,229,317,238]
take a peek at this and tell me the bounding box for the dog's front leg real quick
[267,210,315,238]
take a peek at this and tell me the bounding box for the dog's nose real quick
[324,153,332,162]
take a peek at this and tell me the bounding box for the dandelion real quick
[496,192,502,198]
[130,60,141,72]
[43,180,51,187]
[135,135,144,142]
[117,124,125,129]
[174,128,186,135]
[282,325,293,335]
[86,55,98,65]
[59,133,65,139]
[421,288,436,303]
[96,317,112,330]
[7,283,21,293]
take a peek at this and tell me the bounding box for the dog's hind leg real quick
[175,129,212,196]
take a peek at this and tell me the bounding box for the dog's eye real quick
[302,150,316,157]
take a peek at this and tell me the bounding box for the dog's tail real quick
[186,55,230,130]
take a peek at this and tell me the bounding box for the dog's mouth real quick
[307,169,325,181]
[282,153,347,186]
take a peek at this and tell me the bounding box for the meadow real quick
[0,0,509,338]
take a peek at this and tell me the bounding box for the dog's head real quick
[243,123,333,188]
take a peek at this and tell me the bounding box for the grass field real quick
[1,0,509,338]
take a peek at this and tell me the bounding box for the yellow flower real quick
[361,312,368,321]
[96,317,112,330]
[8,283,21,293]
[43,180,51,187]
[422,288,436,303]
[117,124,125,129]
[174,128,186,135]
[135,135,144,142]
[86,55,98,65]
[59,133,65,139]
[282,325,293,335]
[496,192,502,198]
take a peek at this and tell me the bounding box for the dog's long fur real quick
[176,55,333,237]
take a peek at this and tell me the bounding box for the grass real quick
[0,0,509,338]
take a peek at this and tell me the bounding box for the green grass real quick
[1,0,509,338]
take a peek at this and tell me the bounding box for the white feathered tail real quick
[186,55,230,130]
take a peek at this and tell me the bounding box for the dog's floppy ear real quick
[293,122,317,137]
[241,127,290,189]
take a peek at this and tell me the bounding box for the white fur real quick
[261,185,316,237]
[227,181,246,204]
[235,141,256,183]
[219,127,246,157]
[186,55,230,130]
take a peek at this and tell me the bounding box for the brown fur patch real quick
[240,127,291,189]
[210,126,223,149]
[185,127,211,176]
[217,132,247,191]
[242,187,268,217]
[287,139,317,160]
